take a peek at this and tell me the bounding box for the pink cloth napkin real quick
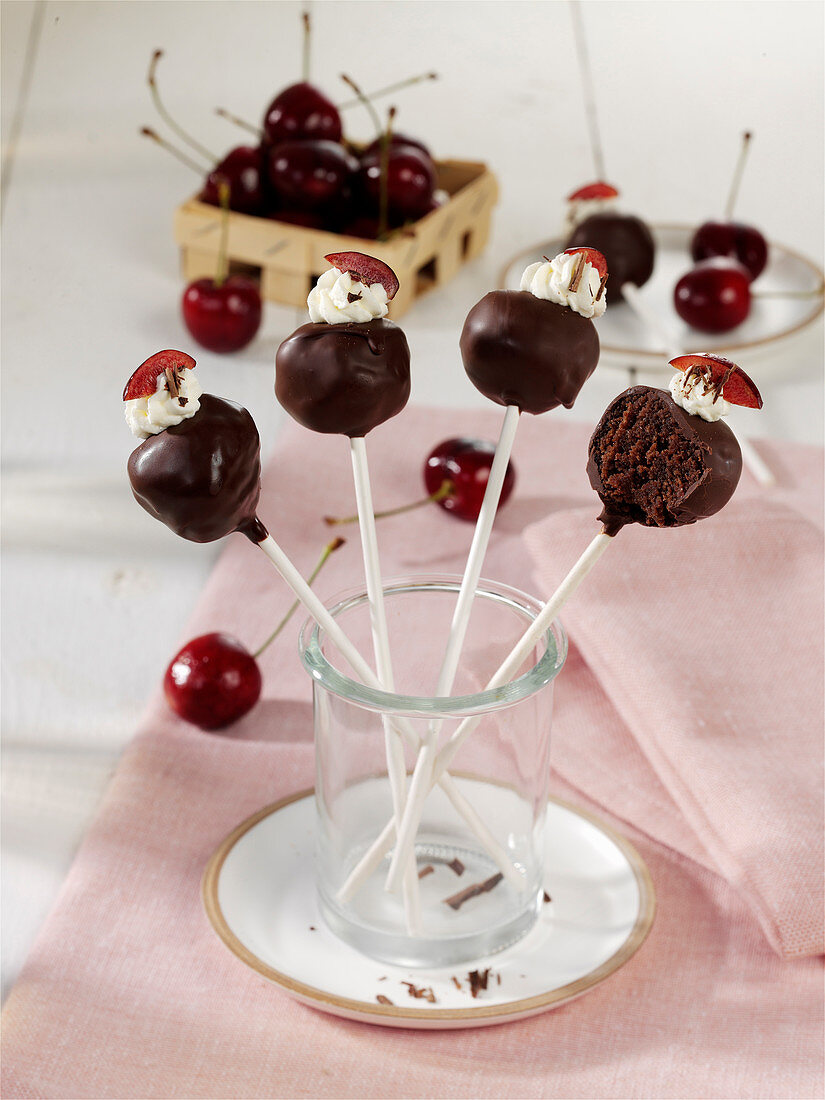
[2,407,823,1099]
[525,500,824,959]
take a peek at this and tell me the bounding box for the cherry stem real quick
[215,107,262,139]
[148,49,218,165]
[725,131,752,220]
[302,10,311,82]
[340,73,383,137]
[214,181,231,288]
[324,479,454,527]
[337,71,438,110]
[253,536,345,658]
[140,126,207,175]
[570,0,606,180]
[378,106,396,242]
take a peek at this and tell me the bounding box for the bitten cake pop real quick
[124,350,264,543]
[275,252,410,437]
[460,246,607,414]
[565,193,655,300]
[587,353,762,535]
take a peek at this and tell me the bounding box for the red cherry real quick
[123,349,196,401]
[200,146,265,216]
[669,354,763,408]
[561,246,609,279]
[324,252,399,300]
[262,82,342,146]
[674,259,751,333]
[424,438,516,523]
[362,132,432,160]
[268,140,357,211]
[567,181,619,202]
[182,276,262,354]
[164,632,262,731]
[690,221,768,282]
[359,144,436,220]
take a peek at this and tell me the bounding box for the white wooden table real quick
[2,0,822,1000]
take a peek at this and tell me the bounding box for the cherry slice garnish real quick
[123,350,196,401]
[669,353,763,409]
[567,181,619,202]
[561,246,608,279]
[324,252,400,300]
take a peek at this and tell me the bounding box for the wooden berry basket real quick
[173,159,498,319]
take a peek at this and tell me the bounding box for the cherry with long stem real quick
[340,73,392,240]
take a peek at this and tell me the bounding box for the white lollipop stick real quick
[341,530,614,900]
[253,533,522,888]
[622,282,775,487]
[349,437,421,934]
[385,404,521,893]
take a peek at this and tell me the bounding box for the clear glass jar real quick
[299,575,566,968]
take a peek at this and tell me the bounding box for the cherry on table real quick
[674,259,751,333]
[164,632,262,731]
[690,221,768,282]
[424,438,516,522]
[182,275,262,353]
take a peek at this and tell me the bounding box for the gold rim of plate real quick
[202,788,657,1024]
[498,224,825,360]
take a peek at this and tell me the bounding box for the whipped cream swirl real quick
[124,371,202,439]
[565,194,618,235]
[669,368,731,422]
[520,251,607,319]
[308,267,388,324]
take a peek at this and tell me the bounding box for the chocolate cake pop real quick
[461,246,607,414]
[124,350,264,543]
[275,252,410,438]
[565,202,655,300]
[587,353,762,536]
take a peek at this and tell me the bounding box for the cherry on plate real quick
[690,220,768,282]
[674,259,751,333]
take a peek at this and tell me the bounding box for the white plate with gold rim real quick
[500,225,824,377]
[202,788,655,1030]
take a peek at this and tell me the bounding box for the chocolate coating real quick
[275,319,410,437]
[128,394,264,544]
[587,386,742,536]
[460,291,600,415]
[566,212,655,299]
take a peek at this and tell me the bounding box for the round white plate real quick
[203,787,655,1029]
[500,224,824,376]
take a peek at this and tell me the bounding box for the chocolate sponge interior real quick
[591,390,706,527]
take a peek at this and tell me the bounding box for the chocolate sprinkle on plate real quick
[443,872,503,910]
[418,864,435,880]
[376,994,393,1005]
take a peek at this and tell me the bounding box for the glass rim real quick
[298,573,567,718]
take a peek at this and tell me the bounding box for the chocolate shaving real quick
[446,858,465,876]
[346,269,363,283]
[309,925,317,931]
[346,291,363,303]
[467,968,491,998]
[376,994,393,1005]
[568,251,586,292]
[164,366,180,398]
[496,972,501,986]
[418,864,435,880]
[451,976,462,991]
[596,272,609,301]
[377,976,387,982]
[402,982,437,1003]
[543,891,552,904]
[443,872,503,910]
